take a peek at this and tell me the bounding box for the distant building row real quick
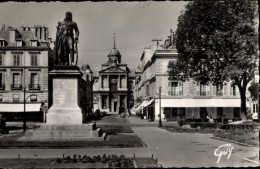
[132,30,258,121]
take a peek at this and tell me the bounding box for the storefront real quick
[0,103,43,121]
[154,98,243,121]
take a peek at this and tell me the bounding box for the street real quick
[1,114,258,168]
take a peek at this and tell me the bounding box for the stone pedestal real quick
[47,66,83,124]
[17,123,106,141]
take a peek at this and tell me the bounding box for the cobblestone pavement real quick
[1,115,259,168]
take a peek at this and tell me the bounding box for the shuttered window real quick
[31,54,38,66]
[0,54,3,66]
[200,82,207,96]
[178,82,183,96]
[216,83,223,96]
[13,73,21,85]
[13,55,20,66]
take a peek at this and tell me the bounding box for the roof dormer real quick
[0,38,8,47]
[30,39,40,47]
[16,37,25,47]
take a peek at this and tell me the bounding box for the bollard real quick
[18,154,20,158]
[151,154,153,159]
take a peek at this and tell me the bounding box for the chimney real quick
[9,29,18,43]
[37,26,41,39]
[41,26,45,40]
[1,24,5,30]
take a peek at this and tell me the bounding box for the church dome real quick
[108,48,121,56]
[81,63,91,72]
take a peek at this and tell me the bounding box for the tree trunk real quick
[238,86,248,120]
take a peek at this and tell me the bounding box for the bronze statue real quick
[55,11,79,66]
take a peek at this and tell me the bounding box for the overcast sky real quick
[0,1,188,68]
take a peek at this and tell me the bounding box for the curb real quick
[243,158,259,165]
[210,136,254,147]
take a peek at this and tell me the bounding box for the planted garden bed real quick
[98,125,134,134]
[0,154,159,168]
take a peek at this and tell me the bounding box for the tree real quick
[248,81,259,102]
[168,0,259,118]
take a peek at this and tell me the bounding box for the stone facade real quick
[134,30,247,121]
[92,40,136,114]
[0,25,54,121]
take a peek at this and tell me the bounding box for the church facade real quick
[92,40,136,114]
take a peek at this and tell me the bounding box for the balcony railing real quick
[28,84,40,90]
[11,84,22,90]
[0,84,5,90]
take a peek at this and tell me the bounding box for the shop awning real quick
[143,99,154,107]
[136,100,148,110]
[0,103,42,112]
[161,98,241,107]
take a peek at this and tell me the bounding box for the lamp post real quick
[158,86,162,127]
[23,93,37,132]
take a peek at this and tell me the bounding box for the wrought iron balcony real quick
[0,84,5,90]
[11,84,22,90]
[28,84,40,90]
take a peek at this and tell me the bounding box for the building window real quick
[200,107,208,119]
[31,41,38,47]
[0,54,3,66]
[0,40,4,47]
[200,82,207,96]
[30,95,37,102]
[179,108,185,118]
[102,95,107,109]
[16,41,22,47]
[233,108,240,119]
[31,54,38,66]
[217,107,223,119]
[13,54,21,66]
[253,104,257,113]
[29,73,39,90]
[216,83,223,96]
[12,73,22,89]
[13,94,20,102]
[232,85,236,96]
[0,73,4,89]
[171,82,178,96]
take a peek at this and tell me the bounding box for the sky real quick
[0,1,188,68]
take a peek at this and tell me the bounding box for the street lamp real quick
[158,86,162,127]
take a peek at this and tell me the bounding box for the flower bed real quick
[99,125,134,134]
[189,122,259,130]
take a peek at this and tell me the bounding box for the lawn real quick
[214,129,259,146]
[0,132,144,148]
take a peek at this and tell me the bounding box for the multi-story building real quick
[0,25,53,121]
[92,38,136,114]
[134,30,244,121]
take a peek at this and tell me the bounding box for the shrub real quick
[120,113,126,118]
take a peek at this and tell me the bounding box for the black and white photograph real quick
[0,0,259,168]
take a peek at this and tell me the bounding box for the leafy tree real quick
[248,81,259,102]
[168,0,259,118]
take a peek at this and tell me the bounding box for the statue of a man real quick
[55,11,79,66]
